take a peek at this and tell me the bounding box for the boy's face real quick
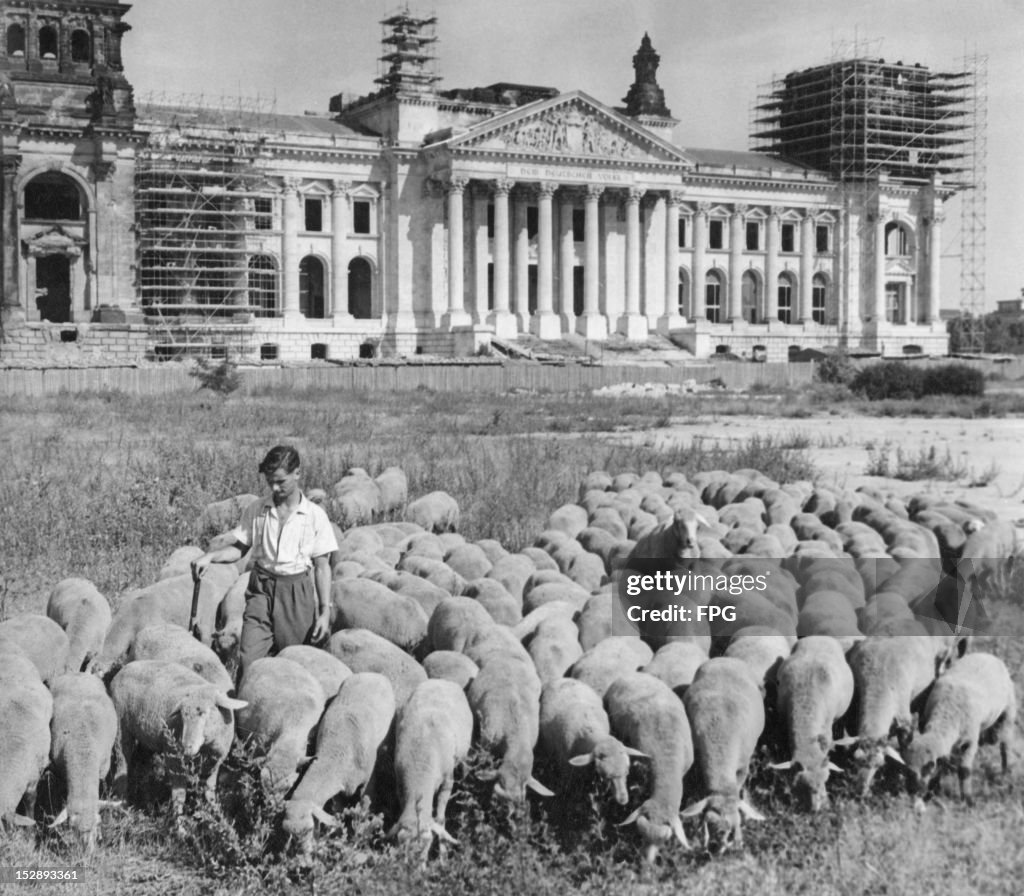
[265,466,300,505]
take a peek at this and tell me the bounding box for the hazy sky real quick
[124,0,1024,310]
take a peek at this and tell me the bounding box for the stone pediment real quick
[443,92,692,167]
[22,226,86,259]
[886,258,916,277]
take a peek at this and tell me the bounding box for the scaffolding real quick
[135,97,281,360]
[376,8,440,95]
[957,51,988,352]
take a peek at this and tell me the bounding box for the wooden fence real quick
[0,360,817,397]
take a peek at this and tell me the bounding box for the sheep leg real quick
[434,772,454,834]
[114,730,134,799]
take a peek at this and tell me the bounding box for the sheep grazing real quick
[0,652,52,830]
[375,466,409,516]
[904,652,1016,803]
[159,545,205,581]
[642,641,709,696]
[197,493,259,539]
[277,645,352,701]
[236,657,327,796]
[605,672,694,862]
[427,597,494,654]
[325,628,427,708]
[47,672,120,850]
[284,673,396,847]
[0,613,70,685]
[406,491,460,534]
[46,577,113,674]
[109,660,246,817]
[526,614,583,685]
[128,624,234,694]
[681,658,766,851]
[772,635,854,811]
[389,678,474,857]
[539,678,644,805]
[570,638,654,699]
[330,469,384,529]
[332,577,428,654]
[422,650,479,689]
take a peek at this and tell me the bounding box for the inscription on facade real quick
[507,164,631,185]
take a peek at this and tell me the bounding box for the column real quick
[617,186,647,340]
[472,185,489,323]
[691,203,708,320]
[443,176,471,329]
[512,188,529,330]
[576,184,607,339]
[330,180,351,322]
[873,213,886,326]
[531,182,560,339]
[658,192,684,333]
[798,211,815,323]
[1,153,22,324]
[487,178,516,338]
[928,210,943,324]
[281,178,301,321]
[765,207,780,322]
[558,190,575,331]
[728,205,746,322]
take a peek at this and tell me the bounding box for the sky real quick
[124,0,1024,311]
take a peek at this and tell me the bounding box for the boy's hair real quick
[259,445,301,475]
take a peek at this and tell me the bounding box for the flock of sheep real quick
[0,462,1020,866]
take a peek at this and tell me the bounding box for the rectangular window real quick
[526,206,538,240]
[708,219,724,249]
[353,200,371,235]
[816,224,830,253]
[812,284,827,323]
[487,204,495,239]
[777,283,793,324]
[746,221,760,251]
[781,223,796,253]
[304,198,323,232]
[705,281,721,323]
[254,197,272,231]
[677,218,687,248]
[572,208,585,242]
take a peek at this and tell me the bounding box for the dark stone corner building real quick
[0,1,969,363]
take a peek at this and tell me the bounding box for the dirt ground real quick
[644,413,1024,542]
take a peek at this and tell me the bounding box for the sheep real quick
[722,631,790,693]
[641,641,709,695]
[444,543,493,581]
[332,577,428,653]
[336,527,387,561]
[128,623,234,694]
[630,504,707,567]
[511,600,578,643]
[605,672,693,861]
[539,678,644,805]
[46,578,113,675]
[463,578,522,626]
[427,596,494,654]
[197,493,259,539]
[388,678,473,856]
[95,564,240,673]
[548,503,590,538]
[521,546,559,572]
[467,651,553,801]
[375,466,409,515]
[846,635,948,795]
[325,628,427,708]
[681,658,766,850]
[904,652,1016,803]
[570,638,654,699]
[283,672,396,846]
[406,491,460,534]
[772,635,854,811]
[399,531,447,561]
[110,660,246,816]
[212,570,249,660]
[526,614,583,685]
[575,590,639,650]
[523,580,591,615]
[0,652,52,829]
[47,672,120,850]
[159,545,205,581]
[330,470,384,529]
[422,650,479,689]
[0,613,70,685]
[236,657,327,795]
[486,553,536,604]
[276,645,352,701]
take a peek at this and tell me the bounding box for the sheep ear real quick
[431,822,458,845]
[527,776,554,797]
[311,806,339,829]
[48,808,68,828]
[694,513,710,528]
[617,807,641,827]
[738,799,765,822]
[884,746,906,765]
[670,815,690,850]
[681,797,708,818]
[769,760,793,771]
[215,694,248,711]
[568,753,593,767]
[624,747,649,760]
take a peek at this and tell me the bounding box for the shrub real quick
[850,362,924,401]
[816,351,856,385]
[190,357,241,395]
[921,363,985,398]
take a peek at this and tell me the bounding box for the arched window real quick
[24,172,83,221]
[70,29,91,63]
[348,257,373,319]
[6,23,25,57]
[677,267,690,316]
[777,272,796,324]
[741,270,759,323]
[704,271,723,323]
[38,24,58,60]
[884,221,911,256]
[299,256,327,319]
[812,274,828,324]
[248,255,277,318]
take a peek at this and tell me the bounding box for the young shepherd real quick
[389,678,474,858]
[681,658,766,851]
[283,672,396,848]
[47,672,120,850]
[904,652,1017,803]
[605,671,694,862]
[0,652,52,830]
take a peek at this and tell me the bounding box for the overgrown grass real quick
[864,442,971,481]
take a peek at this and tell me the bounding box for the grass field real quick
[1,386,1022,896]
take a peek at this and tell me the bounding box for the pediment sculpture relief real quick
[500,105,646,159]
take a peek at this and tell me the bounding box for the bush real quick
[190,357,241,395]
[850,362,924,401]
[816,351,856,385]
[921,363,985,397]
